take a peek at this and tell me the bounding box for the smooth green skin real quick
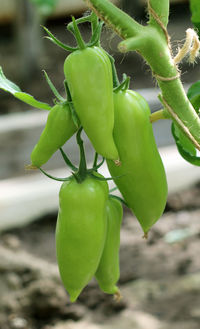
[64,46,119,160]
[107,90,168,234]
[56,174,109,302]
[31,103,77,167]
[85,0,200,151]
[95,196,123,294]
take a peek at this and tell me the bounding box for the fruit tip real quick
[114,159,121,166]
[114,288,122,302]
[69,289,82,303]
[25,164,38,170]
[142,232,149,240]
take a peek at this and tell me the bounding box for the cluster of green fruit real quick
[30,15,167,302]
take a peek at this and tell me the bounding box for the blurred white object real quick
[0,143,200,231]
[164,228,195,244]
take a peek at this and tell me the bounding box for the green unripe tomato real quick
[63,46,119,160]
[95,196,123,295]
[56,174,109,302]
[107,90,168,234]
[31,103,77,167]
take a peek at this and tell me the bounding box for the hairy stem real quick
[85,0,144,39]
[147,0,169,28]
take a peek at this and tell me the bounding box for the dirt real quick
[0,182,200,329]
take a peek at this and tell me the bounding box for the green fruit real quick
[31,103,77,167]
[107,89,168,234]
[64,46,119,160]
[56,174,108,302]
[95,196,123,295]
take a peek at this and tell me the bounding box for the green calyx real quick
[113,74,130,93]
[43,12,103,53]
[43,70,65,103]
[72,128,120,183]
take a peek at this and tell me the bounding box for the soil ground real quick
[0,182,200,329]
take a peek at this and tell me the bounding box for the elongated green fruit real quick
[64,46,119,160]
[56,174,108,302]
[85,0,200,152]
[31,103,77,167]
[95,196,123,294]
[107,90,168,234]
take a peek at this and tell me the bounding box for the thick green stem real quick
[148,0,169,28]
[85,0,200,150]
[85,0,143,39]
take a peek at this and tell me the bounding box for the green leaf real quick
[171,123,200,166]
[187,81,200,113]
[0,67,51,110]
[193,22,200,37]
[190,0,200,34]
[175,80,200,165]
[174,123,196,156]
[30,0,57,16]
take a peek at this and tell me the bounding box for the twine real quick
[174,28,200,64]
[147,0,171,48]
[161,96,200,151]
[189,30,200,63]
[154,72,180,82]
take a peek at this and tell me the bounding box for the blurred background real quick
[1,1,200,329]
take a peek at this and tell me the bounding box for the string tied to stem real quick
[174,28,200,64]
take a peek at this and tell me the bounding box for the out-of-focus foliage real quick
[190,0,200,36]
[30,0,58,16]
[0,67,51,110]
[187,81,200,112]
[171,81,200,167]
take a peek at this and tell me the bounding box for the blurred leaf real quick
[171,123,200,166]
[187,81,200,112]
[174,123,196,156]
[0,67,51,110]
[171,81,200,165]
[190,0,200,36]
[30,0,57,16]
